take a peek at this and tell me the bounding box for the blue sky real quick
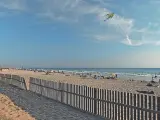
[0,0,160,68]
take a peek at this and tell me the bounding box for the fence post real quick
[21,77,27,90]
[10,74,12,84]
[61,83,64,103]
[94,88,97,115]
[157,97,160,120]
[59,82,61,102]
[40,79,42,95]
[24,77,27,90]
[20,77,22,89]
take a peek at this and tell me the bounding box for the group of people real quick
[93,73,118,80]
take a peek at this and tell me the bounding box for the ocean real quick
[33,68,160,81]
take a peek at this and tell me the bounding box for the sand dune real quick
[0,92,35,120]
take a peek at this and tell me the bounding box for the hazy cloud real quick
[0,0,27,10]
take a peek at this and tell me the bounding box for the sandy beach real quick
[1,69,160,96]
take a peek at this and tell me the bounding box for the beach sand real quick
[1,69,160,96]
[0,91,35,120]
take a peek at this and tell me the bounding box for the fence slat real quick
[89,87,92,113]
[81,86,83,109]
[153,96,156,120]
[101,89,104,117]
[83,86,85,111]
[73,84,75,107]
[148,95,152,120]
[87,86,89,112]
[100,89,102,116]
[62,83,64,103]
[137,94,140,120]
[97,88,99,115]
[121,92,123,120]
[85,86,87,111]
[92,88,94,114]
[144,95,148,120]
[86,87,88,112]
[68,83,70,104]
[112,91,115,119]
[127,93,130,120]
[108,90,110,119]
[141,94,144,120]
[94,88,97,115]
[118,91,120,120]
[130,93,133,120]
[70,84,72,106]
[82,85,84,110]
[79,85,81,109]
[133,94,137,120]
[104,89,107,118]
[109,90,111,119]
[123,92,126,120]
[115,91,117,120]
[67,83,69,104]
[76,85,78,108]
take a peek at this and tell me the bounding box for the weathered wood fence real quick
[29,77,160,120]
[0,73,27,90]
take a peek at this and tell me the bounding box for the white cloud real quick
[121,35,143,46]
[0,0,160,46]
[0,0,26,10]
[149,0,160,4]
[93,34,120,41]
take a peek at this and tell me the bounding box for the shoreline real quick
[19,68,160,82]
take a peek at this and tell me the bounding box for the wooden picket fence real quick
[29,77,160,120]
[0,73,27,90]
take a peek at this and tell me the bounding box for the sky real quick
[0,0,160,68]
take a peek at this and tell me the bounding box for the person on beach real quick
[115,74,117,78]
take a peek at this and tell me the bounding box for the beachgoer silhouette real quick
[115,74,117,78]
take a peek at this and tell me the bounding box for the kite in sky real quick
[104,13,114,21]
